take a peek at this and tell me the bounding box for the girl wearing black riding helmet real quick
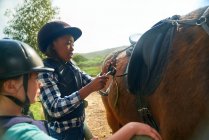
[37,20,110,140]
[0,38,55,140]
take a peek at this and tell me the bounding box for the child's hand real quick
[89,75,109,91]
[78,74,109,99]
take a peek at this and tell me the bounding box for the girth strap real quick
[136,94,159,131]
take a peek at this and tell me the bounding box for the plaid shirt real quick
[38,64,92,133]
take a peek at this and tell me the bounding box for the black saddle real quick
[127,17,177,96]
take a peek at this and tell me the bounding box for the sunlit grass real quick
[81,66,101,77]
[30,101,45,120]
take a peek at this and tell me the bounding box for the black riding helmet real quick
[37,21,82,54]
[0,38,54,114]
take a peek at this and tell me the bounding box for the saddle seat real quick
[127,17,178,96]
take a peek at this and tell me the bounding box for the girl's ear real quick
[3,79,21,94]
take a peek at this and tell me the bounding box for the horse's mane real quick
[102,46,129,66]
[180,6,208,20]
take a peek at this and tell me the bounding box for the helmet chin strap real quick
[22,74,30,115]
[4,95,25,107]
[4,74,30,115]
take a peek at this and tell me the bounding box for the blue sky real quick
[0,0,208,53]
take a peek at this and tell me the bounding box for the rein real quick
[99,46,133,96]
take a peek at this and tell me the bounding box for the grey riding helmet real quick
[0,38,54,80]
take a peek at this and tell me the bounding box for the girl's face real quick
[27,73,41,103]
[16,73,41,104]
[52,35,75,62]
[1,73,41,104]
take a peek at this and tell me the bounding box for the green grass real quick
[30,102,45,120]
[81,66,101,77]
[76,55,105,76]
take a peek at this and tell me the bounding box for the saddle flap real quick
[127,20,175,95]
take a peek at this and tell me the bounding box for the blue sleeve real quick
[2,123,56,140]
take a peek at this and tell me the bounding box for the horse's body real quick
[101,6,209,140]
[101,49,142,131]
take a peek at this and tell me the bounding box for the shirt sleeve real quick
[38,72,82,118]
[2,123,56,140]
[77,68,93,87]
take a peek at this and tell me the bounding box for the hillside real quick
[73,45,129,76]
[78,45,128,59]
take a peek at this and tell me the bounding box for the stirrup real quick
[99,79,113,96]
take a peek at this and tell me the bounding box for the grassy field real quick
[30,102,45,120]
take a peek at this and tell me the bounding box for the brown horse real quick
[101,6,209,140]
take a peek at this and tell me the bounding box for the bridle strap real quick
[99,46,133,96]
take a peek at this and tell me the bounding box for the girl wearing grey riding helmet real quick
[0,38,55,140]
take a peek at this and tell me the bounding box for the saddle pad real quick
[127,20,175,96]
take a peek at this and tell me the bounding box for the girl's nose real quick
[38,81,43,88]
[70,46,74,51]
